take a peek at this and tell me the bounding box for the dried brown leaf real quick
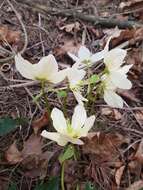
[32,111,49,134]
[59,22,80,33]
[118,89,140,103]
[5,134,53,179]
[82,132,130,161]
[101,108,122,120]
[115,165,125,186]
[22,135,42,157]
[0,25,20,44]
[125,180,143,190]
[101,108,112,116]
[111,28,143,48]
[5,142,23,164]
[134,139,143,164]
[119,0,143,10]
[54,39,80,57]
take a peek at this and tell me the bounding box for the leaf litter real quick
[0,0,143,189]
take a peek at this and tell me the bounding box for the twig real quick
[124,101,143,130]
[1,81,39,89]
[0,0,28,63]
[16,0,143,29]
[38,13,45,56]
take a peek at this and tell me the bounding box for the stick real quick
[16,0,142,29]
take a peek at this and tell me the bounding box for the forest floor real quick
[0,0,143,189]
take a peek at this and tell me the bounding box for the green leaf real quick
[0,117,27,136]
[89,74,99,84]
[0,117,18,136]
[85,182,97,190]
[8,183,17,190]
[57,90,67,98]
[35,177,59,190]
[47,177,59,190]
[59,145,74,164]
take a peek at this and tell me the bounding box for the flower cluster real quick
[15,31,132,146]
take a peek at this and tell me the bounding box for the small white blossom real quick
[68,28,122,68]
[41,105,95,146]
[102,76,124,108]
[103,48,132,89]
[68,46,105,67]
[15,54,67,83]
[66,65,88,105]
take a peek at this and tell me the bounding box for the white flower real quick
[68,28,122,68]
[68,46,105,67]
[102,77,124,108]
[66,65,88,105]
[103,48,132,89]
[41,105,95,146]
[15,54,67,83]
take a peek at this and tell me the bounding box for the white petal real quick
[36,54,58,80]
[110,72,132,89]
[80,115,95,136]
[67,68,86,88]
[15,54,36,80]
[49,68,68,84]
[104,29,121,51]
[78,46,91,61]
[51,108,67,134]
[67,52,79,62]
[68,137,84,145]
[41,131,68,146]
[104,90,123,108]
[71,105,87,130]
[91,50,105,63]
[118,64,132,75]
[73,91,88,105]
[104,48,127,70]
[102,75,117,91]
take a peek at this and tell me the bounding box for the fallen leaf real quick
[5,134,54,178]
[32,111,49,134]
[134,112,143,125]
[5,142,23,164]
[22,134,42,157]
[59,22,80,33]
[118,89,140,103]
[125,180,143,190]
[111,28,143,48]
[54,38,80,57]
[119,0,143,10]
[115,165,125,186]
[101,108,122,120]
[134,139,143,164]
[0,25,20,44]
[113,109,122,120]
[101,107,112,116]
[82,132,130,161]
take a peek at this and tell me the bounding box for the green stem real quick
[41,81,50,116]
[87,67,91,94]
[61,162,65,190]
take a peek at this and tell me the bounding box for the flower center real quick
[66,120,80,138]
[82,59,91,65]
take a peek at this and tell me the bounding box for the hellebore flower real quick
[41,105,95,146]
[102,76,124,108]
[67,28,123,68]
[68,46,105,67]
[66,65,88,105]
[103,48,132,89]
[15,54,67,83]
